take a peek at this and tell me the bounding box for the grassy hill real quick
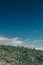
[0,45,43,65]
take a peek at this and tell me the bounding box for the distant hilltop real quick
[0,45,43,65]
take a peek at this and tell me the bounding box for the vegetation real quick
[0,45,43,65]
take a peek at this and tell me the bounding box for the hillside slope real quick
[0,45,43,65]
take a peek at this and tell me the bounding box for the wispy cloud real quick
[0,36,43,50]
[23,39,43,48]
[32,30,38,33]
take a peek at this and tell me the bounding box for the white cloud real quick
[0,36,23,46]
[0,36,43,50]
[36,47,43,51]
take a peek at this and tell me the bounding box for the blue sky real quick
[0,0,43,48]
